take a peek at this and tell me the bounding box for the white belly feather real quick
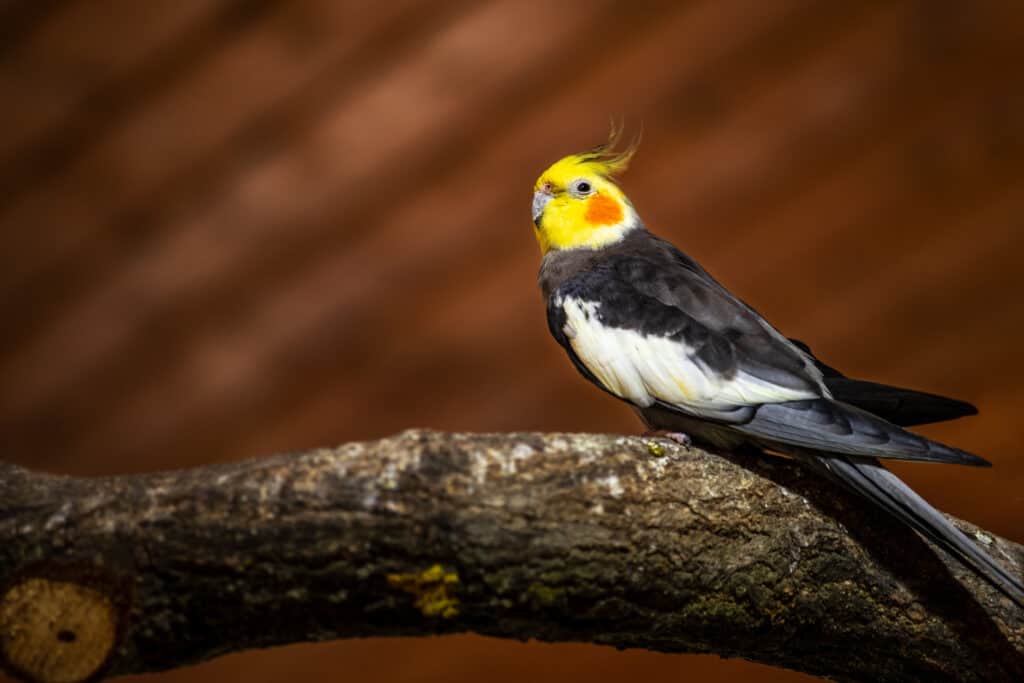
[559,296,816,410]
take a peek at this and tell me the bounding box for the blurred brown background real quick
[1,1,1022,681]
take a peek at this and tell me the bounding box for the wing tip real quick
[956,400,980,418]
[924,434,989,467]
[947,448,991,468]
[927,396,979,421]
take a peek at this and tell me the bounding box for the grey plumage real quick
[727,398,987,466]
[539,224,1024,607]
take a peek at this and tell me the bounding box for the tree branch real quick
[1,430,1022,683]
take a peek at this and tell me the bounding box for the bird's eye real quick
[572,179,593,196]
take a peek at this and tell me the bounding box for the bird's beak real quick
[532,190,552,227]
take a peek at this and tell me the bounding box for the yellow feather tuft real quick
[573,121,641,179]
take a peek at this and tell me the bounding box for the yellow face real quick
[532,145,637,254]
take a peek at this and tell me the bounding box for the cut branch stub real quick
[0,575,122,683]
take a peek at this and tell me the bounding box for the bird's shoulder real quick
[544,231,753,336]
[543,230,826,396]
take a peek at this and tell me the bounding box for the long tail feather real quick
[812,456,1024,608]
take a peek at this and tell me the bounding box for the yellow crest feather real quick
[572,121,641,179]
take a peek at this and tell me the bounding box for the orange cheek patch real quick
[584,193,624,226]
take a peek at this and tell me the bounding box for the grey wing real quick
[611,245,827,398]
[552,265,827,422]
[617,244,988,466]
[643,245,976,426]
[731,399,989,466]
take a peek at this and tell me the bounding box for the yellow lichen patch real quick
[645,440,666,457]
[526,582,566,608]
[0,577,118,683]
[387,564,460,619]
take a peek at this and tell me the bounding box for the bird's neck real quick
[537,225,645,298]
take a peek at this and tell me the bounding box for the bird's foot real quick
[642,430,693,448]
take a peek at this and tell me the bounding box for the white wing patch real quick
[559,296,817,410]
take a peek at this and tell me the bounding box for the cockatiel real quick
[532,133,1024,607]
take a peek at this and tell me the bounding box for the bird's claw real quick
[642,430,693,448]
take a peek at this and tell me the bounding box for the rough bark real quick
[1,430,1022,683]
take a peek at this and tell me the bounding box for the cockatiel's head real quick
[532,130,640,254]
